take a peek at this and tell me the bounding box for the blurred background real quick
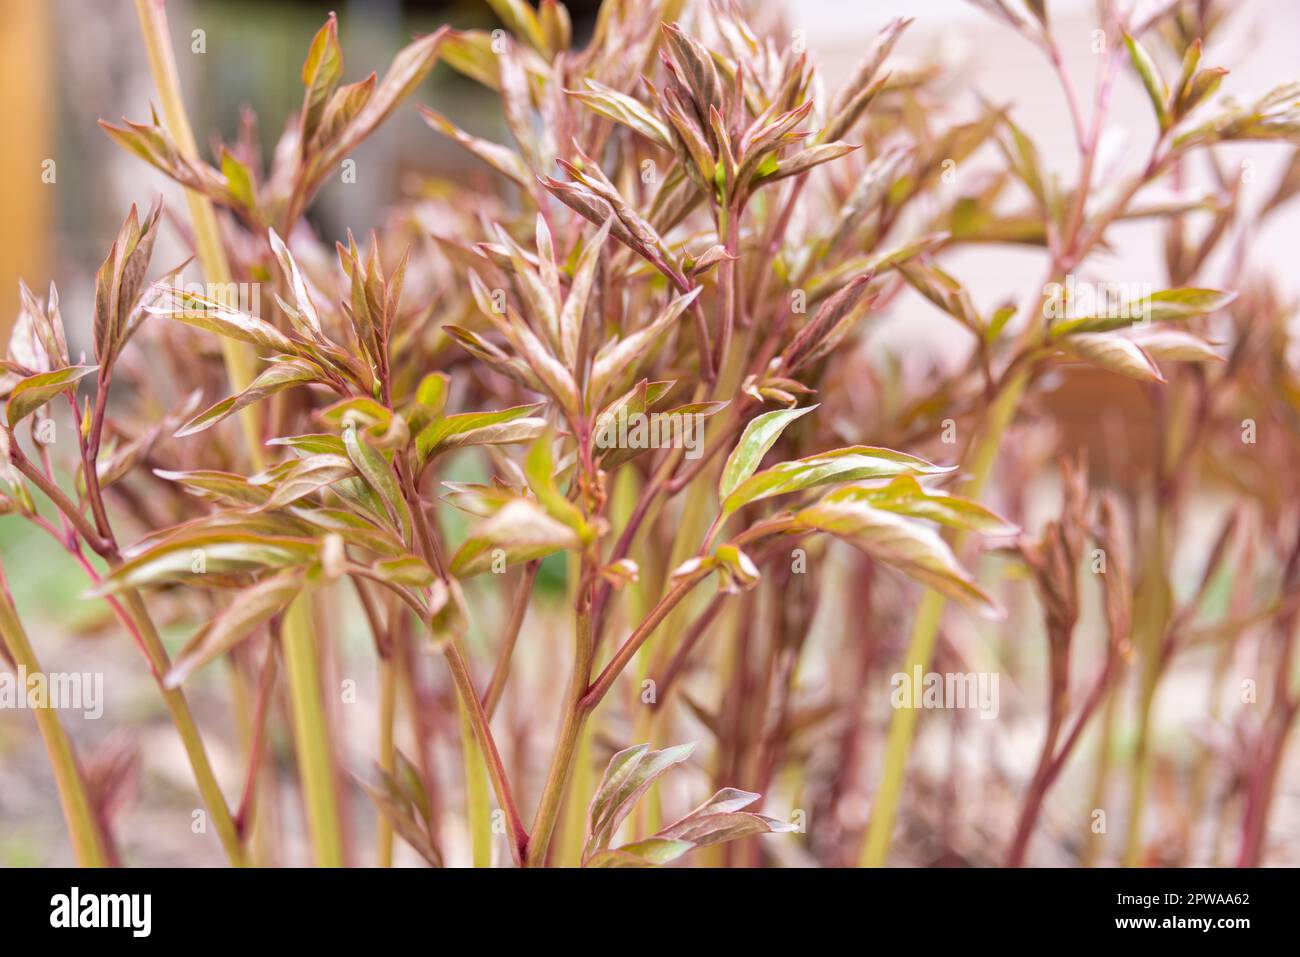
[2,0,1299,865]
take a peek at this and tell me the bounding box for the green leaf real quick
[90,532,319,596]
[343,422,412,542]
[1050,287,1237,336]
[898,261,980,330]
[719,406,817,503]
[300,13,344,146]
[1124,31,1170,130]
[417,404,546,461]
[371,554,437,588]
[317,397,409,450]
[450,497,582,576]
[177,358,321,437]
[525,431,590,540]
[220,149,257,214]
[796,498,999,617]
[257,454,355,511]
[266,434,347,456]
[1144,287,1237,322]
[438,30,502,90]
[714,544,761,593]
[1179,68,1228,117]
[164,569,304,687]
[485,0,550,56]
[415,373,449,411]
[6,365,97,426]
[985,304,1016,344]
[752,142,859,188]
[153,468,272,507]
[723,445,952,515]
[829,476,1018,535]
[1128,329,1223,363]
[1063,332,1165,383]
[585,838,696,868]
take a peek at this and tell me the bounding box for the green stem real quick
[120,590,247,866]
[377,654,397,867]
[442,638,527,866]
[131,0,351,868]
[132,0,262,465]
[458,701,493,867]
[526,567,595,868]
[281,596,346,866]
[1081,684,1117,867]
[0,567,108,867]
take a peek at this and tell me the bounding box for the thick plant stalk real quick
[281,598,346,866]
[526,566,596,868]
[458,702,493,867]
[0,567,108,867]
[132,0,261,464]
[377,655,397,867]
[133,0,345,868]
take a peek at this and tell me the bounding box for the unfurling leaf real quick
[1124,31,1170,130]
[569,81,673,149]
[6,365,97,427]
[343,422,413,542]
[416,404,545,462]
[723,445,953,515]
[300,13,344,148]
[584,742,695,858]
[831,476,1018,535]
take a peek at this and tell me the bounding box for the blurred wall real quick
[0,0,51,337]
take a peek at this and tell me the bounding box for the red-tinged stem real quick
[234,638,279,838]
[483,562,539,720]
